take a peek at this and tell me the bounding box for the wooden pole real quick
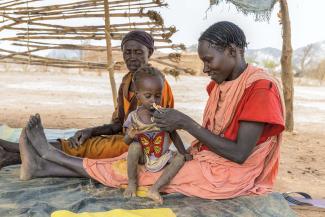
[279,0,294,131]
[104,0,117,108]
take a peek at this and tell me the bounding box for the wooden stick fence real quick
[0,0,186,105]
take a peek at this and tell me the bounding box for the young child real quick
[123,65,192,204]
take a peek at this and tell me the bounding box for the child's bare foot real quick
[0,146,21,170]
[123,183,137,198]
[148,188,163,204]
[25,114,53,159]
[19,128,43,180]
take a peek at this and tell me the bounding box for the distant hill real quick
[187,44,198,52]
[293,40,325,67]
[245,47,281,64]
[187,41,325,71]
[45,41,325,75]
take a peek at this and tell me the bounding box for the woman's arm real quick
[91,123,123,137]
[185,117,264,164]
[154,109,264,164]
[68,123,122,148]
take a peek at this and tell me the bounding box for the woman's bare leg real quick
[123,142,143,198]
[0,139,21,169]
[0,136,61,153]
[148,153,185,204]
[0,133,62,169]
[0,140,61,169]
[19,128,82,180]
[24,114,89,178]
[0,146,21,170]
[0,139,20,153]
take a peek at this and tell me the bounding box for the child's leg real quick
[148,152,185,204]
[123,142,143,198]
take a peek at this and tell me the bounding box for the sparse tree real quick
[262,59,278,75]
[296,44,313,77]
[316,60,325,84]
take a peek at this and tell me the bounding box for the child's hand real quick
[126,127,139,139]
[184,153,193,161]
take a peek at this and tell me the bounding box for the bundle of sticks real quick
[0,0,186,70]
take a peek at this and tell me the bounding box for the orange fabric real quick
[234,80,284,142]
[199,79,284,152]
[61,135,129,159]
[128,91,135,101]
[61,72,174,159]
[83,65,285,199]
[197,64,282,138]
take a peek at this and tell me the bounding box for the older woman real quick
[59,30,174,159]
[19,21,284,200]
[0,31,174,169]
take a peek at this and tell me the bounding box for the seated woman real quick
[0,30,174,169]
[19,21,285,200]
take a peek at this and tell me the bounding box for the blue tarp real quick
[0,166,297,217]
[0,124,297,217]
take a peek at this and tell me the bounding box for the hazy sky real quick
[158,0,325,50]
[1,0,324,51]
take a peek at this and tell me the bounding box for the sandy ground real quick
[0,70,324,216]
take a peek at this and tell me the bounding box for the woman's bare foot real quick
[123,183,137,198]
[25,114,53,159]
[147,187,163,204]
[0,146,21,170]
[19,128,43,180]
